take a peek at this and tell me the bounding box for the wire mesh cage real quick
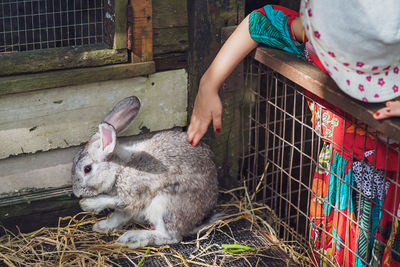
[0,0,107,53]
[243,54,400,266]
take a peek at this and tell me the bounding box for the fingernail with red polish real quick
[216,128,221,133]
[375,112,380,116]
[387,109,391,113]
[191,141,195,146]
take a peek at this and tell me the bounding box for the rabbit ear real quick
[104,96,141,133]
[99,122,116,158]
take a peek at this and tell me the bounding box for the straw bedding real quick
[0,186,313,267]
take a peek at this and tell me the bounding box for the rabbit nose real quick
[72,186,81,198]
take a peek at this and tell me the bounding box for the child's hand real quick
[187,87,222,146]
[373,101,400,119]
[187,14,257,146]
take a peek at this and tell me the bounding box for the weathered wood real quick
[0,195,80,233]
[154,53,187,71]
[0,147,79,195]
[152,0,187,28]
[0,45,127,76]
[114,0,128,50]
[152,0,188,58]
[211,26,249,189]
[131,0,153,62]
[153,27,189,55]
[104,0,115,47]
[0,195,77,219]
[0,62,155,96]
[0,69,188,159]
[252,46,400,143]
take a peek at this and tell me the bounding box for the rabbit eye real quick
[84,165,92,174]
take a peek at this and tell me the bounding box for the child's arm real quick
[373,101,400,119]
[187,15,258,146]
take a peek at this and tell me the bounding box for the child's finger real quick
[187,118,209,146]
[186,114,199,143]
[191,132,203,147]
[187,119,203,143]
[187,123,195,143]
[213,113,222,133]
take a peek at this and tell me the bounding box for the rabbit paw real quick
[79,198,104,214]
[92,211,131,233]
[116,229,180,248]
[116,230,151,248]
[93,219,114,233]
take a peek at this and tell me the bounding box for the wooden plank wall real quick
[153,0,188,71]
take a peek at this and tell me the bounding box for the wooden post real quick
[114,0,128,50]
[130,0,153,63]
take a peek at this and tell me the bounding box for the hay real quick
[0,181,313,266]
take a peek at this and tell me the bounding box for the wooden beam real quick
[152,0,188,56]
[0,45,127,76]
[0,194,80,233]
[0,61,155,96]
[114,0,129,50]
[153,27,188,55]
[154,53,187,71]
[130,0,153,62]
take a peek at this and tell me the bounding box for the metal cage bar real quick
[242,51,400,266]
[0,0,105,53]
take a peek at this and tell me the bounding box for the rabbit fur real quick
[71,96,218,248]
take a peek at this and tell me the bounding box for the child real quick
[187,1,400,266]
[187,1,400,146]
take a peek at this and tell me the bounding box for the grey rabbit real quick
[71,96,218,248]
